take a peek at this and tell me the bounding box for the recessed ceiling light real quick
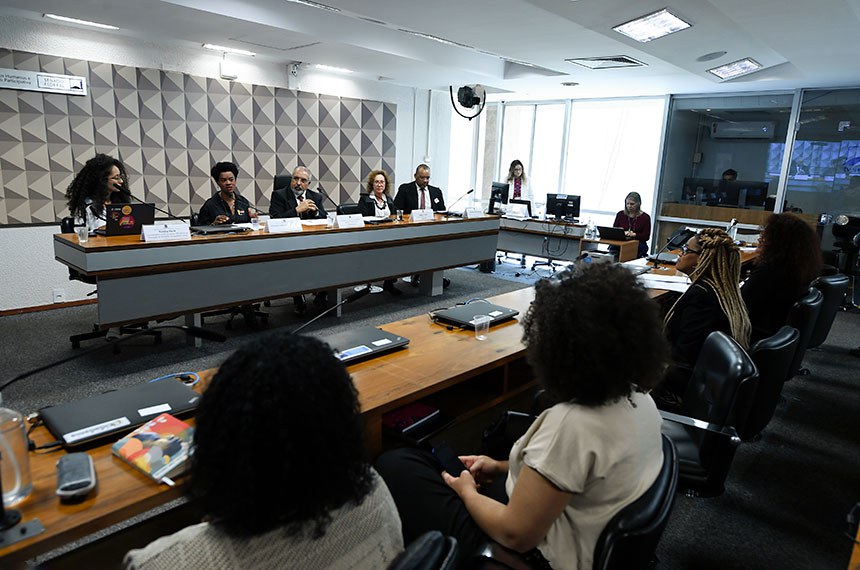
[315,64,353,74]
[613,8,691,43]
[203,44,256,57]
[707,58,762,80]
[285,0,340,12]
[44,13,119,30]
[397,29,474,50]
[561,82,580,87]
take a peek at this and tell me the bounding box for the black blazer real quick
[197,192,252,225]
[359,193,396,217]
[269,187,327,219]
[393,181,446,214]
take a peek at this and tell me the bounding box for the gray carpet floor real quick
[2,265,858,569]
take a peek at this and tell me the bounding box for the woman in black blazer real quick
[361,170,401,295]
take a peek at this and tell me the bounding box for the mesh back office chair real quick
[59,216,162,349]
[660,331,758,497]
[741,326,799,441]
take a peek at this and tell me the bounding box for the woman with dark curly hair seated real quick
[742,213,822,342]
[65,153,130,233]
[125,334,403,569]
[376,263,669,570]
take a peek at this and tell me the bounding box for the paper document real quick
[637,272,690,293]
[302,219,329,226]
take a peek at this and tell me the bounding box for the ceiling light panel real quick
[613,8,691,43]
[285,0,340,12]
[203,44,256,56]
[44,13,119,30]
[708,58,762,80]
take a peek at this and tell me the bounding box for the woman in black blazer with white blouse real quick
[360,170,401,295]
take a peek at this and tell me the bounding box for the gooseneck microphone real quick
[115,184,189,225]
[291,285,372,335]
[444,188,475,217]
[648,227,697,268]
[233,190,265,217]
[316,185,339,214]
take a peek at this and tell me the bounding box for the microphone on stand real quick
[316,185,339,215]
[291,286,372,335]
[647,227,697,268]
[234,190,267,217]
[443,188,475,218]
[115,184,189,225]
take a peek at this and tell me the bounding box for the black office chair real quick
[273,173,291,191]
[468,435,679,570]
[60,216,162,349]
[336,203,362,215]
[660,331,758,497]
[388,531,458,570]
[785,287,824,377]
[807,273,850,350]
[740,326,799,441]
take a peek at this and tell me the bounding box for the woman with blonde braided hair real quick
[661,228,751,399]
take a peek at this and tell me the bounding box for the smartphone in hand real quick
[433,442,468,477]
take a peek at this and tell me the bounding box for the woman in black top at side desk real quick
[197,161,254,225]
[662,228,751,399]
[359,169,401,295]
[612,191,651,258]
[65,153,130,233]
[742,213,822,343]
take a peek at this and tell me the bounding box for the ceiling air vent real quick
[565,56,645,70]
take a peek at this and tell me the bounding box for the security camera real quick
[457,85,484,109]
[290,63,300,77]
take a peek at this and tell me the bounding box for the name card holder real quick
[411,209,435,222]
[142,223,192,242]
[463,207,484,219]
[335,213,365,229]
[267,218,304,234]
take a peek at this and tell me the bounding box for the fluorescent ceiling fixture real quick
[613,8,691,42]
[44,13,119,30]
[398,29,474,50]
[708,58,762,80]
[203,44,256,57]
[315,64,353,74]
[285,0,340,12]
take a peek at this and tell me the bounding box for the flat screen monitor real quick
[488,182,510,214]
[546,193,580,220]
[736,180,770,208]
[682,177,721,206]
[681,177,769,208]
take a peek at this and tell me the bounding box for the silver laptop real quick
[321,326,409,363]
[432,302,519,330]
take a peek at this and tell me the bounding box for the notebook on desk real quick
[102,203,156,236]
[321,326,409,363]
[39,379,200,448]
[432,302,519,330]
[595,226,628,241]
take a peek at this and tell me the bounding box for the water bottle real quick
[586,218,596,239]
[0,406,33,507]
[726,218,738,241]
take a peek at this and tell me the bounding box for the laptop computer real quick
[595,226,629,241]
[190,224,252,235]
[103,203,156,236]
[432,302,519,330]
[39,379,200,448]
[321,326,409,363]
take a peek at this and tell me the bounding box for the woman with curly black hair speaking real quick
[125,334,403,569]
[376,263,668,570]
[65,153,130,233]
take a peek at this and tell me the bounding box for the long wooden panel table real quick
[498,217,639,263]
[1,287,538,567]
[54,215,500,327]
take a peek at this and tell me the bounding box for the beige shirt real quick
[125,471,403,570]
[506,391,663,570]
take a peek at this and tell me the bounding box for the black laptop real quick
[596,226,628,241]
[39,380,200,448]
[321,326,409,363]
[103,203,156,236]
[190,224,252,235]
[432,302,519,330]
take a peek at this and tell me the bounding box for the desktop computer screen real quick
[488,182,510,214]
[546,193,580,220]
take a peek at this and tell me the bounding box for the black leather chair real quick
[785,287,824,377]
[60,217,162,349]
[660,331,758,497]
[273,173,291,191]
[740,326,799,441]
[468,435,679,570]
[388,531,458,570]
[336,203,362,215]
[807,273,850,350]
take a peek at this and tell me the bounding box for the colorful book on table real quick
[111,413,194,484]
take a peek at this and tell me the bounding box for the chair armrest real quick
[660,410,741,445]
[473,542,533,570]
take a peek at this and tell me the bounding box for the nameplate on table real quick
[335,214,365,229]
[267,218,303,234]
[141,223,192,242]
[463,207,484,219]
[411,209,435,222]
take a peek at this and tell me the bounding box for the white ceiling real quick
[2,0,860,99]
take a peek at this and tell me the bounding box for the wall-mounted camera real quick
[450,84,486,120]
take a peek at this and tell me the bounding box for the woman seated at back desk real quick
[124,333,403,570]
[65,153,130,233]
[613,191,651,258]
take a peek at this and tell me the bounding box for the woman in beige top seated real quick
[125,333,403,570]
[376,263,668,570]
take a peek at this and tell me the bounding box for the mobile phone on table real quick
[433,442,468,477]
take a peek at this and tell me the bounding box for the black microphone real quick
[233,190,265,217]
[443,188,474,217]
[648,227,697,267]
[291,285,372,335]
[115,184,189,225]
[0,325,226,396]
[316,185,339,214]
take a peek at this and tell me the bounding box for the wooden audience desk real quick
[498,217,639,263]
[53,215,500,327]
[1,287,537,566]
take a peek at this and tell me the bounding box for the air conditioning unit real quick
[711,121,775,139]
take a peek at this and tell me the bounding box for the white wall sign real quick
[0,68,87,96]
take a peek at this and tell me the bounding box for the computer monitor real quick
[681,177,720,205]
[545,193,580,220]
[736,180,770,208]
[488,182,510,214]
